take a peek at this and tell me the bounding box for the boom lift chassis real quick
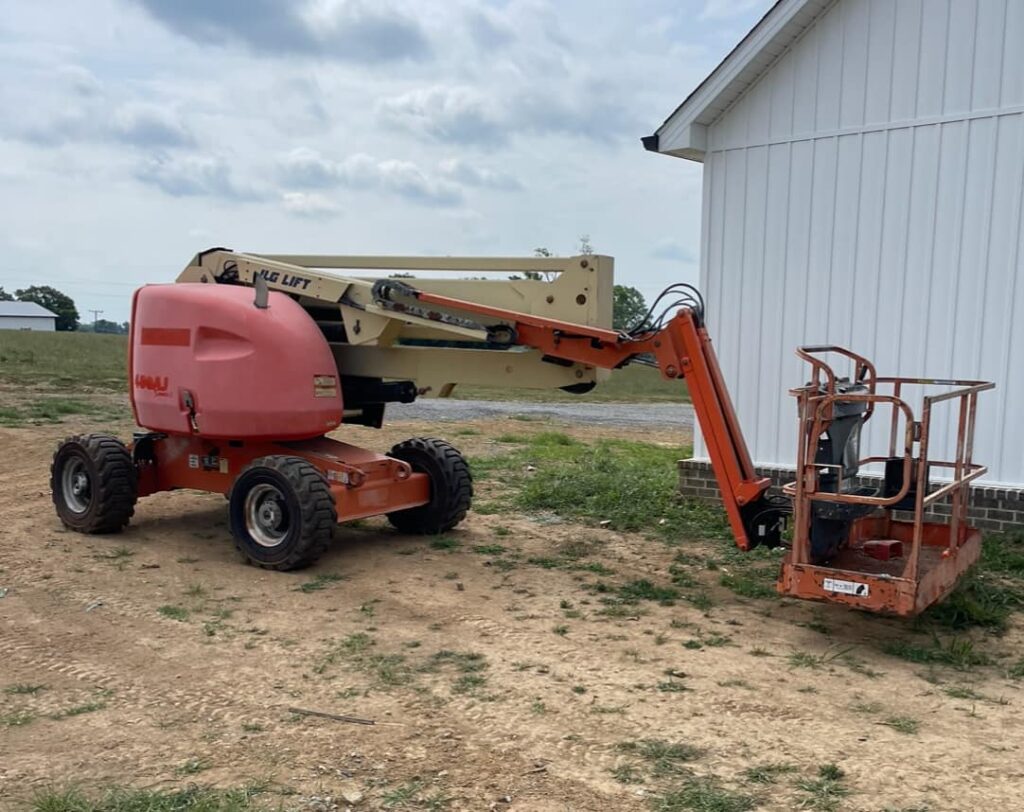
[50,250,993,617]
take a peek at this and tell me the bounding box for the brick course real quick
[677,459,1024,533]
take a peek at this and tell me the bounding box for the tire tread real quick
[386,437,472,534]
[50,434,137,534]
[231,455,336,571]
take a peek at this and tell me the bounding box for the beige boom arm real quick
[177,249,613,396]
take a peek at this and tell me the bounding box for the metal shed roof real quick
[0,301,58,318]
[644,0,832,161]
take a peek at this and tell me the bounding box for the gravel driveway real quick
[390,397,694,429]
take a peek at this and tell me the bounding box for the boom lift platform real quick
[50,250,993,616]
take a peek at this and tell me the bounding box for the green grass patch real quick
[469,435,729,539]
[0,331,128,390]
[881,716,920,734]
[616,739,704,777]
[4,683,46,695]
[380,778,451,810]
[294,573,344,593]
[50,700,107,720]
[611,764,645,784]
[472,544,506,555]
[650,777,756,812]
[1,710,35,728]
[617,579,680,605]
[157,605,189,622]
[880,636,992,670]
[795,763,849,812]
[426,650,487,673]
[741,762,797,784]
[918,534,1024,631]
[0,397,112,426]
[718,571,777,600]
[313,632,374,675]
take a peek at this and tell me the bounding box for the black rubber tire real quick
[50,434,137,534]
[229,455,336,571]
[386,438,472,535]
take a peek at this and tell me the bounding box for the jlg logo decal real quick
[135,373,169,396]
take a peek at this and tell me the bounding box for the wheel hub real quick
[244,483,289,548]
[258,501,282,529]
[72,472,88,496]
[61,458,92,514]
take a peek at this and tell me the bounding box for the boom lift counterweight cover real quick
[49,249,993,617]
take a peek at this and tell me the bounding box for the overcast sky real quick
[0,0,772,323]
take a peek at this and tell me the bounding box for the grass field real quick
[0,330,687,403]
[0,331,128,390]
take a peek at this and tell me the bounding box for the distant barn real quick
[0,301,58,331]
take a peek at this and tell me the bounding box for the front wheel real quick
[229,456,336,571]
[386,438,472,534]
[50,434,137,533]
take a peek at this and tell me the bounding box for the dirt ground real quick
[2,411,1023,812]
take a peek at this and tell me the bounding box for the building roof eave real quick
[643,0,831,162]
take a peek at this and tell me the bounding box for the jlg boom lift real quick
[50,250,993,616]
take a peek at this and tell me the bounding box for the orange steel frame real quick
[133,434,431,523]
[780,346,994,615]
[409,288,772,550]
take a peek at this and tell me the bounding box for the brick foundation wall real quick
[677,459,1024,533]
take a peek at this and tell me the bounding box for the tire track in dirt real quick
[0,605,276,730]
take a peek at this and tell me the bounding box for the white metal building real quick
[0,301,58,331]
[648,0,1024,487]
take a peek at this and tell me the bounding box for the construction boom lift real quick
[50,250,993,616]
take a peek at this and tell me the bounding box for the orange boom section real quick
[130,284,343,440]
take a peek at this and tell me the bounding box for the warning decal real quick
[823,577,870,598]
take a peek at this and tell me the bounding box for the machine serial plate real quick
[823,577,870,597]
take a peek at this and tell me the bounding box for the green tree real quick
[15,285,79,331]
[0,287,14,301]
[93,318,125,334]
[612,285,647,331]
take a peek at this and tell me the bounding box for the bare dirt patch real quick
[2,414,1023,811]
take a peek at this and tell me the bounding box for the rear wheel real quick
[386,438,472,534]
[229,456,336,571]
[50,434,137,533]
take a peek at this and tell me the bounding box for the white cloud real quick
[282,191,340,219]
[439,158,521,191]
[134,154,241,198]
[279,149,463,206]
[112,104,195,148]
[133,0,431,63]
[377,86,505,146]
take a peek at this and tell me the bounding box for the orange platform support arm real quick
[373,280,781,550]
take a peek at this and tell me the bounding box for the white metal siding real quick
[698,0,1024,486]
[0,316,55,331]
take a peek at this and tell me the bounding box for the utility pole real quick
[89,309,103,328]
